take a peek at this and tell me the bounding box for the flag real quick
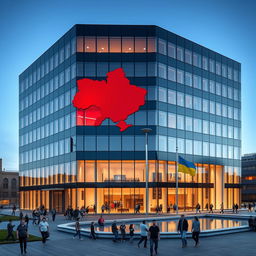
[178,156,196,177]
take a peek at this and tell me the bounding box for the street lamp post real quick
[141,128,152,216]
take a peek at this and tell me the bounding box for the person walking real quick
[39,217,49,244]
[148,220,160,256]
[120,223,126,242]
[73,218,83,240]
[220,202,224,214]
[112,221,119,242]
[129,224,134,243]
[24,214,29,225]
[235,203,239,214]
[51,208,56,222]
[209,204,214,213]
[5,220,15,241]
[195,203,201,214]
[177,214,188,248]
[16,219,28,255]
[12,205,17,216]
[192,216,200,247]
[138,220,148,248]
[98,215,105,226]
[90,222,96,239]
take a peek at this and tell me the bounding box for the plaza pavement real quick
[0,208,255,256]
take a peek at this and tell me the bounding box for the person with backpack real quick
[39,217,50,244]
[73,218,83,240]
[120,223,126,242]
[148,220,160,256]
[5,220,15,241]
[192,216,200,247]
[177,214,188,248]
[16,219,28,254]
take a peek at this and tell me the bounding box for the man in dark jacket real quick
[177,214,188,248]
[5,220,15,241]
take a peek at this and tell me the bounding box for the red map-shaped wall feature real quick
[73,68,147,131]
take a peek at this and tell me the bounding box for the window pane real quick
[177,92,184,107]
[168,137,176,153]
[158,39,166,55]
[168,90,176,104]
[177,46,184,61]
[135,37,146,52]
[77,37,84,52]
[122,37,134,53]
[109,37,121,52]
[97,37,108,53]
[185,49,192,64]
[147,37,156,52]
[159,87,167,102]
[84,37,96,52]
[168,42,176,58]
[159,111,167,127]
[158,63,167,79]
[168,113,176,128]
[168,66,176,81]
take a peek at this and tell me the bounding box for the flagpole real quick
[175,146,179,215]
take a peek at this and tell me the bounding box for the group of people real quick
[64,205,97,220]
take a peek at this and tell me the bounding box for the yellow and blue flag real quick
[178,156,196,177]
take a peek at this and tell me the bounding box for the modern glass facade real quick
[19,25,241,213]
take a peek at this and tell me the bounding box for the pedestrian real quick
[220,202,224,214]
[249,203,252,212]
[112,221,119,242]
[39,217,49,244]
[148,220,160,256]
[5,220,15,241]
[177,214,188,248]
[235,203,239,214]
[19,211,23,220]
[129,224,134,243]
[138,220,148,248]
[16,219,28,255]
[12,205,17,216]
[24,214,29,225]
[195,203,201,214]
[209,204,214,213]
[98,215,105,226]
[120,223,126,242]
[192,216,200,247]
[51,208,56,222]
[90,222,96,239]
[73,218,83,240]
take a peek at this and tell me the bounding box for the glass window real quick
[228,146,233,159]
[158,63,167,79]
[216,62,221,75]
[77,37,84,52]
[177,138,185,153]
[210,101,215,114]
[177,46,184,61]
[186,139,193,154]
[185,95,192,109]
[228,126,233,138]
[159,87,167,102]
[168,113,176,128]
[122,136,134,151]
[109,37,121,52]
[234,70,238,82]
[234,108,239,120]
[135,62,146,76]
[203,120,209,134]
[222,124,227,137]
[97,136,108,151]
[65,42,71,59]
[234,127,239,139]
[216,82,221,95]
[168,66,176,81]
[159,111,167,127]
[193,53,201,67]
[135,111,146,125]
[159,135,167,151]
[158,39,166,55]
[216,144,222,157]
[228,106,233,119]
[147,86,157,100]
[168,90,176,104]
[177,115,184,130]
[222,105,227,117]
[202,78,208,91]
[202,56,208,70]
[148,62,157,76]
[84,136,96,151]
[222,64,227,77]
[194,141,202,155]
[185,116,193,131]
[222,84,227,97]
[97,62,108,77]
[109,136,121,150]
[147,37,156,52]
[135,136,144,150]
[209,59,215,73]
[135,37,146,52]
[177,69,184,84]
[210,143,215,157]
[148,110,157,125]
[203,142,209,156]
[210,122,215,135]
[228,67,233,80]
[216,103,221,116]
[185,72,192,86]
[177,92,184,107]
[168,137,176,153]
[228,87,233,99]
[84,36,96,52]
[168,42,176,58]
[97,37,108,53]
[234,89,239,101]
[122,37,134,53]
[193,75,201,89]
[209,80,215,94]
[216,123,222,136]
[193,96,202,111]
[122,62,134,76]
[185,49,192,64]
[193,119,202,133]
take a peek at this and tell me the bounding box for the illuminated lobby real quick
[19,25,241,213]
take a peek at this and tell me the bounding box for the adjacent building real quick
[0,159,19,206]
[242,153,256,203]
[19,25,241,213]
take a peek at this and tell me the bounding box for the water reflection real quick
[88,218,247,233]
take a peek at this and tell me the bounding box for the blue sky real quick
[0,0,255,170]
